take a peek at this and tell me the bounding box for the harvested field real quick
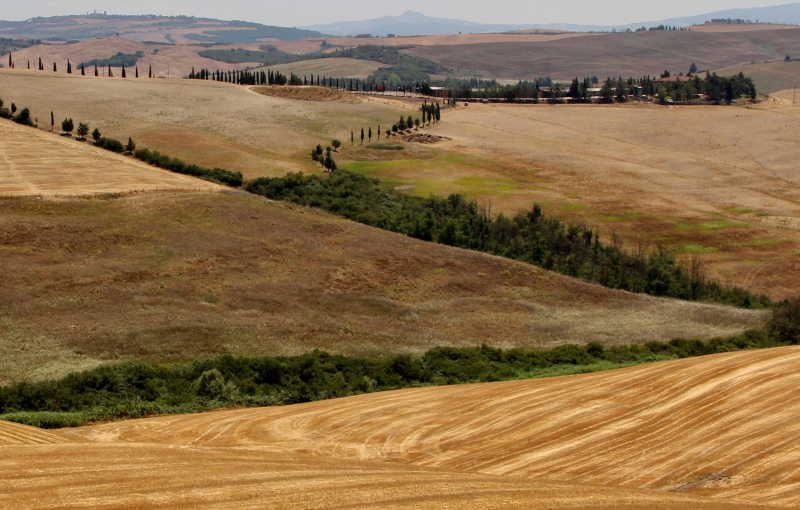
[0,69,406,180]
[0,191,764,384]
[0,120,219,196]
[254,57,385,80]
[715,60,800,94]
[405,27,800,80]
[3,348,800,508]
[321,31,592,48]
[252,85,360,102]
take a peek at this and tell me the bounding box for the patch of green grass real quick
[755,212,771,217]
[747,238,791,247]
[683,244,719,254]
[565,194,582,199]
[679,220,750,232]
[561,202,586,212]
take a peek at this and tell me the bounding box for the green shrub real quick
[12,107,33,126]
[0,411,87,429]
[134,147,243,187]
[369,143,404,150]
[96,137,124,153]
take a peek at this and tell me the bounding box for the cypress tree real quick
[95,66,99,77]
[135,66,139,78]
[39,57,42,70]
[81,63,85,76]
[368,127,372,142]
[53,62,57,72]
[50,111,54,131]
[67,60,72,74]
[27,61,30,69]
[108,64,112,77]
[121,65,126,78]
[149,65,152,78]
[8,53,11,67]
[360,127,364,145]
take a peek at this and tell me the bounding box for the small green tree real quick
[76,122,90,140]
[414,118,420,129]
[11,103,16,114]
[392,124,399,135]
[407,115,413,130]
[92,128,101,143]
[332,139,342,152]
[125,137,136,153]
[13,108,33,126]
[398,116,406,131]
[657,87,670,105]
[61,118,74,135]
[310,148,320,165]
[316,144,324,160]
[786,54,792,62]
[689,62,698,74]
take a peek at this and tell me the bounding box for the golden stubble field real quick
[0,120,219,196]
[2,347,800,509]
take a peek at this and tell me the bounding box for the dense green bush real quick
[12,107,33,126]
[134,148,243,187]
[246,170,770,308]
[0,329,786,429]
[95,137,124,153]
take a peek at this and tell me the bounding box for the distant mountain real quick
[303,11,540,37]
[0,15,321,43]
[304,4,800,37]
[617,3,800,30]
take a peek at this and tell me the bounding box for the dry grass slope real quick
[0,191,764,384]
[70,347,800,507]
[0,120,219,196]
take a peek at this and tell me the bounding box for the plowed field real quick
[2,348,799,508]
[0,120,218,196]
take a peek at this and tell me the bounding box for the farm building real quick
[427,86,450,98]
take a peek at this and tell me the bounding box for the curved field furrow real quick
[0,444,776,510]
[0,421,75,445]
[73,347,800,506]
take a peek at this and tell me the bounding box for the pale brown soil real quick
[254,57,385,80]
[0,191,764,384]
[0,120,219,196]
[2,348,799,508]
[405,27,800,80]
[252,85,361,102]
[320,31,593,47]
[689,23,799,33]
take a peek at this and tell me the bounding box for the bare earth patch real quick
[252,85,361,102]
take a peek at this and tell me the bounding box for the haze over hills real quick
[304,4,800,36]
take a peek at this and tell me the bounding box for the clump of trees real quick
[246,170,770,308]
[134,148,243,187]
[0,326,790,429]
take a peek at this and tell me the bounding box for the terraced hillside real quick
[2,348,799,508]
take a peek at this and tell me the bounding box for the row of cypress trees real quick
[6,53,156,78]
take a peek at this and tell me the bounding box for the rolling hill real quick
[405,26,800,80]
[2,347,799,508]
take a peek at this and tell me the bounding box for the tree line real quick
[0,93,241,188]
[1,324,793,429]
[246,170,770,309]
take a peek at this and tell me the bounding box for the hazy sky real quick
[0,0,790,26]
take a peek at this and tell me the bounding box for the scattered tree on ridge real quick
[76,122,90,140]
[125,137,136,153]
[61,118,74,135]
[92,128,101,143]
[332,139,342,152]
